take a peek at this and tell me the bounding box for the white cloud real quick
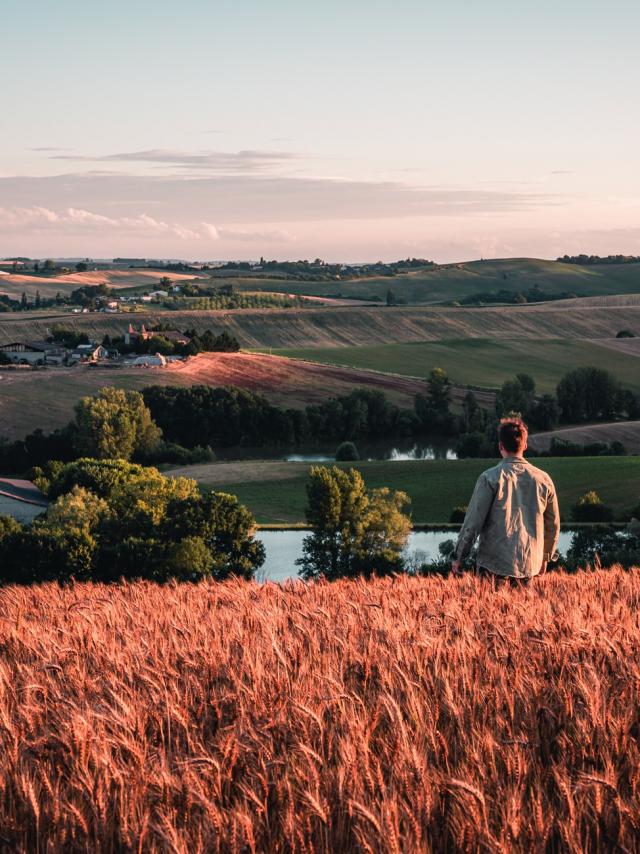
[0,206,296,245]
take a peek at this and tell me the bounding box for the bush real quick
[335,441,359,461]
[616,330,635,338]
[449,506,467,523]
[0,459,265,585]
[571,491,614,523]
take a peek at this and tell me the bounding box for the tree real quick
[495,374,536,419]
[529,394,559,431]
[164,491,264,580]
[336,441,359,461]
[386,289,397,306]
[297,466,411,580]
[462,391,486,433]
[571,491,614,523]
[0,524,95,584]
[616,330,635,338]
[556,367,620,423]
[415,368,453,433]
[75,261,88,272]
[45,485,112,532]
[43,259,56,272]
[20,292,28,310]
[72,388,162,460]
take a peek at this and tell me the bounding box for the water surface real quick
[256,529,575,582]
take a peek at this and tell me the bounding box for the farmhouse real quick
[0,478,49,523]
[0,341,67,366]
[68,344,109,363]
[124,324,190,346]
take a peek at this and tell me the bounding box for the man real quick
[452,418,560,581]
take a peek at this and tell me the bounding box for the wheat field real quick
[1,571,639,852]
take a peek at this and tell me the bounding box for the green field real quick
[274,338,640,393]
[234,258,640,304]
[169,457,640,524]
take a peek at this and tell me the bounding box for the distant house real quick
[0,341,67,366]
[68,344,109,363]
[124,324,190,346]
[0,478,49,523]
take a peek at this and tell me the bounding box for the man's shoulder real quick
[478,461,504,483]
[523,459,556,489]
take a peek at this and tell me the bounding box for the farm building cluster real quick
[0,326,190,368]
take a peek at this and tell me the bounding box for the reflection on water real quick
[215,439,458,463]
[257,529,575,582]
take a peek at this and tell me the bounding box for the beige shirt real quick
[455,457,560,578]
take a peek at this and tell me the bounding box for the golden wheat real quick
[0,570,639,852]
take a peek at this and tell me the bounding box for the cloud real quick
[217,225,296,243]
[29,147,74,152]
[48,148,302,174]
[0,206,296,245]
[0,172,559,226]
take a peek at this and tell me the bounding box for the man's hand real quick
[451,560,462,576]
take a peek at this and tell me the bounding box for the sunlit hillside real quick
[1,570,639,851]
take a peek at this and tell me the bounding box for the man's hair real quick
[498,418,528,453]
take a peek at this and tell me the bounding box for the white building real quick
[0,341,67,366]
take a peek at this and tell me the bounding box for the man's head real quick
[498,418,528,457]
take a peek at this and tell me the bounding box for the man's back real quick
[456,456,560,579]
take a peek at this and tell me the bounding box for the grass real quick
[169,457,640,524]
[234,258,640,303]
[273,338,640,393]
[2,571,640,850]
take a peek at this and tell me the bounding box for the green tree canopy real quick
[297,465,411,580]
[556,367,620,423]
[72,387,162,460]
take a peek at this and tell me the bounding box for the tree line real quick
[456,367,637,458]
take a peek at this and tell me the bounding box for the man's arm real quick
[452,473,495,573]
[542,485,560,571]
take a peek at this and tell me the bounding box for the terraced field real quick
[1,298,640,349]
[275,337,640,393]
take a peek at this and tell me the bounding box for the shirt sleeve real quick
[543,485,560,561]
[455,473,495,562]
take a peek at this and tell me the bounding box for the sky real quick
[1,0,639,262]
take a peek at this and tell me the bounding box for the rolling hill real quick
[1,298,639,349]
[0,353,496,441]
[217,258,640,304]
[274,337,640,394]
[3,258,640,304]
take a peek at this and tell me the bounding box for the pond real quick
[256,529,576,582]
[215,438,458,463]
